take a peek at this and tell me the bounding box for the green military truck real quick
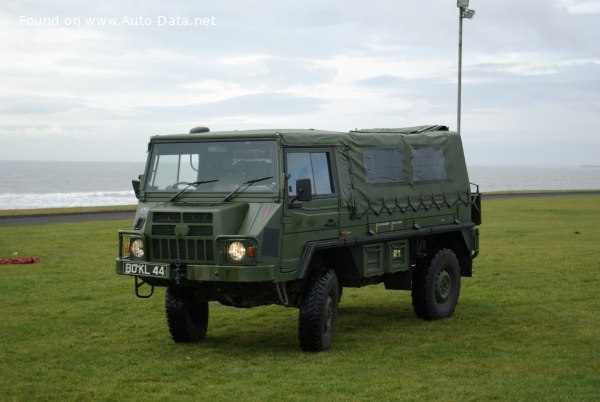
[116,125,481,351]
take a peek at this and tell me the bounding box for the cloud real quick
[0,96,87,115]
[137,92,327,119]
[557,0,600,14]
[0,0,599,165]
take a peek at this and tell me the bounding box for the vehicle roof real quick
[150,129,342,142]
[150,125,452,147]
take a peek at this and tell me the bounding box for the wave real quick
[0,191,136,210]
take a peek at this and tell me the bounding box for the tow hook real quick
[174,260,187,284]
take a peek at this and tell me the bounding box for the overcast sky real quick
[1,0,599,166]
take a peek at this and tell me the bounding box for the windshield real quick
[145,141,278,194]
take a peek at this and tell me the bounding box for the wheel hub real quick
[435,269,451,303]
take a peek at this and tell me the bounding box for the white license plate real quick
[123,262,168,278]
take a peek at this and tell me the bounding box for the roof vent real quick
[189,126,210,134]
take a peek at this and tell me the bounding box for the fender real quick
[296,222,476,280]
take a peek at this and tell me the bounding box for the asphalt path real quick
[0,210,135,227]
[480,190,600,199]
[1,191,599,226]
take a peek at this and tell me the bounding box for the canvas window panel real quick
[411,147,447,181]
[363,148,404,184]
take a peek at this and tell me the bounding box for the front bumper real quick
[115,258,276,283]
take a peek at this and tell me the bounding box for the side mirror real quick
[288,178,312,209]
[132,179,141,199]
[295,178,312,202]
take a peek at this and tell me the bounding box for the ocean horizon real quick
[1,160,599,210]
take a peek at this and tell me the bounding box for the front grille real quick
[183,213,212,223]
[153,212,181,223]
[152,225,176,235]
[150,225,212,236]
[152,212,213,223]
[189,226,213,236]
[151,238,214,262]
[149,211,214,263]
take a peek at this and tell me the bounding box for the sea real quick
[0,160,599,210]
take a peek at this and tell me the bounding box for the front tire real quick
[165,287,209,343]
[298,269,339,352]
[412,248,461,320]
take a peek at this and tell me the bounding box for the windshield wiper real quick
[170,179,219,201]
[222,176,273,203]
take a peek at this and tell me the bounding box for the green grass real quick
[0,196,598,401]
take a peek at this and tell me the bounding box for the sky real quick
[1,0,599,166]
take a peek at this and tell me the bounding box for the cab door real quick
[280,148,339,273]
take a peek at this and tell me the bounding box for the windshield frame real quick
[142,139,280,200]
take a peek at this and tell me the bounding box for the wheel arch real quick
[302,246,361,288]
[418,231,472,277]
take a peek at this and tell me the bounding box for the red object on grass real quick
[0,257,41,264]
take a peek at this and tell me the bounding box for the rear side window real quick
[286,150,334,196]
[363,148,404,183]
[411,147,447,181]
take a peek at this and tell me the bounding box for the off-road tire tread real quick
[298,269,339,352]
[165,288,209,343]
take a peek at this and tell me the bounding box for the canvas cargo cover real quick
[276,125,470,218]
[275,125,448,147]
[341,127,470,218]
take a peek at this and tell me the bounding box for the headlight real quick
[130,238,145,258]
[227,241,246,262]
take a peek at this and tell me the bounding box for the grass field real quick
[0,196,598,401]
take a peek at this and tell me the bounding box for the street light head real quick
[457,0,469,8]
[463,9,475,19]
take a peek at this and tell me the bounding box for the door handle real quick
[324,220,338,228]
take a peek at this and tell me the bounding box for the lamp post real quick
[457,0,475,135]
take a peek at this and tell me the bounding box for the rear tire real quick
[298,269,339,352]
[165,287,209,343]
[412,248,461,320]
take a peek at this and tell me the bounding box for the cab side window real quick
[286,150,334,197]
